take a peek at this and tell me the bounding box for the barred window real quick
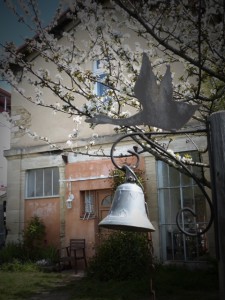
[80,190,96,220]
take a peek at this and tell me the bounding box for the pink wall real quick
[24,197,60,247]
[64,159,114,258]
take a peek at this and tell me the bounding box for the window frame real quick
[93,60,109,98]
[157,151,208,262]
[25,167,59,199]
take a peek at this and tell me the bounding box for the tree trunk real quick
[208,111,225,300]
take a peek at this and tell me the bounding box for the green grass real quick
[0,265,219,300]
[0,271,64,300]
[70,277,151,300]
[68,266,219,300]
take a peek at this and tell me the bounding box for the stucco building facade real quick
[0,88,11,248]
[4,7,215,266]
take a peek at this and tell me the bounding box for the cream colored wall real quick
[10,86,113,149]
[5,147,66,243]
[0,114,10,196]
[10,27,120,150]
[5,153,25,242]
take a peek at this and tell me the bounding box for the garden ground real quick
[0,265,219,300]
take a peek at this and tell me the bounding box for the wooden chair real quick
[58,239,87,273]
[68,239,87,273]
[57,247,74,271]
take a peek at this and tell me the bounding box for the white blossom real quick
[66,140,73,146]
[55,73,63,81]
[73,116,82,124]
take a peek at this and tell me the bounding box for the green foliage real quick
[110,168,145,192]
[22,215,51,261]
[23,215,46,250]
[0,271,62,300]
[30,244,59,263]
[39,244,59,264]
[0,241,59,267]
[0,259,38,272]
[201,74,225,114]
[0,241,26,264]
[0,217,58,266]
[87,231,153,281]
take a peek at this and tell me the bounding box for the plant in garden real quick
[0,0,224,188]
[0,216,47,263]
[87,231,153,281]
[23,215,46,249]
[23,216,59,263]
[0,216,58,266]
[0,241,26,264]
[22,215,52,261]
[0,259,39,272]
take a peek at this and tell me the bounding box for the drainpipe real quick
[18,149,23,242]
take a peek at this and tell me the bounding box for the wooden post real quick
[208,111,225,300]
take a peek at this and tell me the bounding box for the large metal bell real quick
[99,182,155,232]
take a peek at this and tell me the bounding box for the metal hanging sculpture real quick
[99,132,214,236]
[86,53,199,131]
[86,53,213,236]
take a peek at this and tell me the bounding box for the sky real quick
[0,0,62,91]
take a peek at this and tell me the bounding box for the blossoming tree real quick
[0,0,224,189]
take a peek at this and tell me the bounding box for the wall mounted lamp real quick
[66,193,74,209]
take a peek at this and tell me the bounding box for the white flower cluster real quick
[34,87,44,105]
[86,133,99,148]
[167,149,193,164]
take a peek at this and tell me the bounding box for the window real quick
[101,195,113,207]
[26,167,59,198]
[80,190,96,220]
[157,152,208,262]
[93,60,109,97]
